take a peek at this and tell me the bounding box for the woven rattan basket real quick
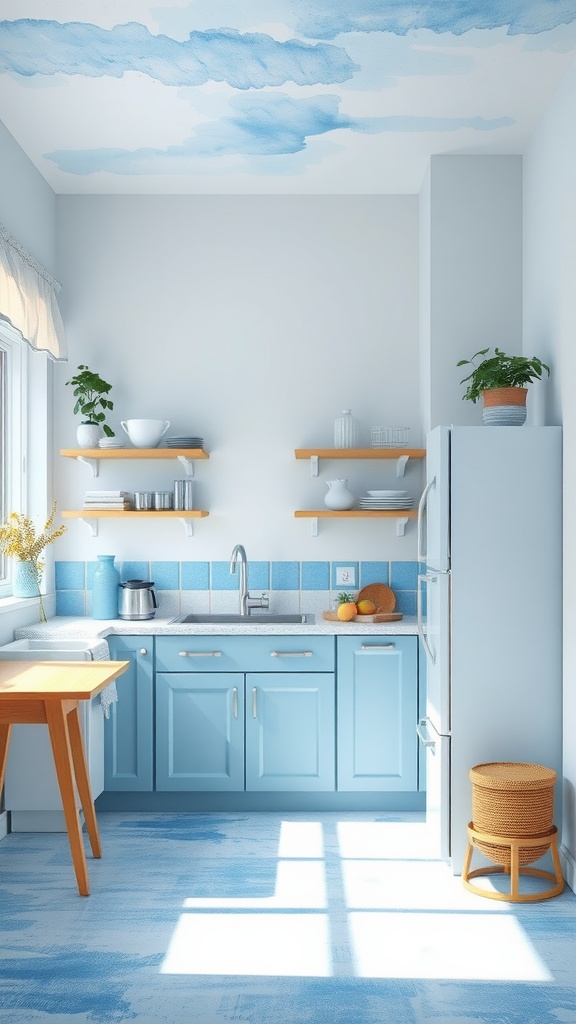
[469,762,556,866]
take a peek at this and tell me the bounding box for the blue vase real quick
[13,560,40,598]
[92,555,120,620]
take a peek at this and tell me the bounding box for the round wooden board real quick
[357,582,396,613]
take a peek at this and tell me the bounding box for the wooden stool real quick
[462,762,564,902]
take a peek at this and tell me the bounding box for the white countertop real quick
[14,614,419,640]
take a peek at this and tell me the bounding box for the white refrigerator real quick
[417,425,562,873]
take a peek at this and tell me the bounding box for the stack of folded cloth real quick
[83,490,132,510]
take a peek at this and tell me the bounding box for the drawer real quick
[155,634,335,672]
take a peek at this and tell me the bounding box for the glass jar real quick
[334,409,360,448]
[92,555,120,620]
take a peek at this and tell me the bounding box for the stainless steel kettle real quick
[118,580,158,620]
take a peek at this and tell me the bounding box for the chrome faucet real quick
[229,544,269,616]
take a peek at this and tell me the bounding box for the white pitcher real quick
[324,479,355,510]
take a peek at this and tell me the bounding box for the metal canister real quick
[174,479,194,510]
[134,491,153,510]
[153,491,173,510]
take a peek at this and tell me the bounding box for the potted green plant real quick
[457,347,550,425]
[65,364,115,447]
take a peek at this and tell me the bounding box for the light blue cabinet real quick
[337,635,418,792]
[155,635,335,793]
[104,636,154,791]
[245,673,335,791]
[156,672,244,791]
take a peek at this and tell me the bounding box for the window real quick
[0,319,27,597]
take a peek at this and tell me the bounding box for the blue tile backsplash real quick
[54,559,420,618]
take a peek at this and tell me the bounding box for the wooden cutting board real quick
[323,611,403,623]
[356,583,396,613]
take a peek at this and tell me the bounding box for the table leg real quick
[0,723,11,794]
[67,705,101,859]
[45,701,90,897]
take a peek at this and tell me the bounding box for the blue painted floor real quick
[0,811,575,1023]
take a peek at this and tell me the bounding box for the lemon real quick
[357,599,376,615]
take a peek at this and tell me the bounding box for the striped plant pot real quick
[481,387,527,426]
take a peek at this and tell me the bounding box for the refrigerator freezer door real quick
[417,716,450,861]
[418,569,450,735]
[422,425,450,572]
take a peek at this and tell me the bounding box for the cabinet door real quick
[337,636,418,791]
[156,672,244,791]
[105,636,154,791]
[245,673,335,792]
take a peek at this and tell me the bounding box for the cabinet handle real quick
[139,648,148,656]
[232,687,238,719]
[360,643,395,650]
[178,650,222,657]
[270,650,312,658]
[252,687,258,718]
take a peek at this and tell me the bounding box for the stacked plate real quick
[165,436,204,449]
[358,489,414,509]
[98,437,125,449]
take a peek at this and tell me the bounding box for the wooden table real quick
[0,659,129,896]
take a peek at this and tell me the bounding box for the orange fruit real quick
[337,601,358,621]
[357,599,376,615]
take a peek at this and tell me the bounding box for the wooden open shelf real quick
[294,508,417,537]
[294,448,425,460]
[60,447,209,460]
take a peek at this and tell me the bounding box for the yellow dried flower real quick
[0,502,66,564]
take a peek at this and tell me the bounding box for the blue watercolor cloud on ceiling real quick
[157,0,576,40]
[0,19,358,88]
[45,93,514,175]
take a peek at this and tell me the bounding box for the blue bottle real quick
[92,555,120,619]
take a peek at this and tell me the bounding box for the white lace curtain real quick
[0,222,67,360]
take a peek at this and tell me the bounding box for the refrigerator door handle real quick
[416,717,436,752]
[417,477,435,564]
[417,572,436,663]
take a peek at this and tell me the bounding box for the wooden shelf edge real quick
[60,448,209,459]
[293,510,417,519]
[294,448,425,459]
[62,510,209,519]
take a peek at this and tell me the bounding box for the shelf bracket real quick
[176,456,194,477]
[178,517,194,537]
[310,456,319,478]
[75,456,99,478]
[77,517,98,537]
[396,517,409,537]
[310,517,319,537]
[396,455,409,478]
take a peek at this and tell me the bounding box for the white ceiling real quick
[1,2,576,195]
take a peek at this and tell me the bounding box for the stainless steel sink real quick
[169,613,313,624]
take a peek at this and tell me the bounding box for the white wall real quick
[524,55,576,888]
[420,155,523,433]
[54,195,422,563]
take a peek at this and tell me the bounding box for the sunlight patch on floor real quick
[278,820,324,858]
[160,912,332,976]
[341,858,509,912]
[337,820,434,860]
[348,911,553,981]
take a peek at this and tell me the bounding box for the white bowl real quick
[120,418,170,448]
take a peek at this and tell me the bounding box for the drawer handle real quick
[252,687,258,719]
[178,650,222,658]
[232,687,238,719]
[139,648,148,656]
[270,650,313,658]
[360,644,395,650]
